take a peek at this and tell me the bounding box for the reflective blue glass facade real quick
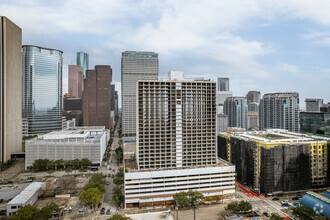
[22,45,63,135]
[76,51,89,79]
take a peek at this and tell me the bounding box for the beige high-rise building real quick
[121,51,158,137]
[68,65,83,98]
[0,17,22,162]
[137,73,217,169]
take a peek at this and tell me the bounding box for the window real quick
[11,206,17,209]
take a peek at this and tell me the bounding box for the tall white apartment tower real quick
[137,73,217,169]
[121,51,158,137]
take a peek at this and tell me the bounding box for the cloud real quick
[301,32,330,46]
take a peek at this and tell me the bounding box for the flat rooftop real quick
[7,182,45,205]
[226,129,330,144]
[124,156,233,172]
[35,126,106,140]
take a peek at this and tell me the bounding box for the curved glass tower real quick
[22,45,63,135]
[76,51,89,79]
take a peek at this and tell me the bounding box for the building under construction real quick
[218,129,330,193]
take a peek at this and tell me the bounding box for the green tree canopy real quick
[80,158,92,168]
[85,181,106,193]
[90,173,105,184]
[187,190,204,207]
[270,213,283,220]
[79,188,101,207]
[112,187,124,207]
[173,191,190,208]
[293,205,326,220]
[37,202,59,219]
[109,214,126,220]
[12,205,39,220]
[227,201,240,213]
[238,200,252,212]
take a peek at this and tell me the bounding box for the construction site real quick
[218,129,330,194]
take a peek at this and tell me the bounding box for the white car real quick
[64,206,72,211]
[79,207,87,212]
[281,200,288,204]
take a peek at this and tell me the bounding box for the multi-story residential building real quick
[305,98,323,112]
[217,114,229,133]
[124,73,236,208]
[83,65,112,129]
[216,77,232,114]
[68,65,83,99]
[259,92,299,132]
[25,126,110,169]
[224,97,248,129]
[121,51,159,136]
[246,91,261,104]
[0,17,22,162]
[114,91,119,123]
[76,51,89,79]
[300,112,330,136]
[22,45,63,135]
[247,102,259,130]
[218,129,330,193]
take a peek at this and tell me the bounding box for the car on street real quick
[112,174,114,178]
[292,197,299,200]
[113,169,115,172]
[281,200,288,204]
[263,212,271,217]
[106,209,110,215]
[106,182,110,185]
[63,206,72,211]
[109,167,111,170]
[272,197,279,201]
[281,203,289,207]
[98,203,102,208]
[100,208,105,215]
[297,193,303,198]
[79,207,87,212]
[108,174,111,177]
[0,199,3,203]
[0,210,6,216]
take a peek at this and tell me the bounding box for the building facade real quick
[68,65,83,99]
[300,112,330,136]
[216,77,232,114]
[7,182,45,216]
[76,51,89,79]
[259,92,299,132]
[246,91,261,104]
[83,65,112,129]
[25,127,110,169]
[305,98,323,112]
[217,114,229,133]
[121,51,159,136]
[0,17,22,162]
[224,97,248,129]
[125,163,236,208]
[218,129,330,193]
[137,79,217,169]
[22,45,63,135]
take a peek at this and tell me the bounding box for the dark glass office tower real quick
[77,51,89,79]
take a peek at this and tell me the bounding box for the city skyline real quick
[1,1,330,107]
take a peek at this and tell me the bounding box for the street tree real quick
[270,213,283,220]
[226,201,240,213]
[90,173,105,184]
[109,214,125,220]
[112,187,124,207]
[12,205,39,220]
[72,158,81,169]
[85,181,106,193]
[238,200,252,212]
[187,190,204,220]
[80,158,92,168]
[173,191,189,208]
[37,202,60,219]
[79,188,101,208]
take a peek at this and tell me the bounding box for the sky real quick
[1,0,330,108]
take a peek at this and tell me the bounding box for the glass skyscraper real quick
[76,51,89,79]
[22,45,63,135]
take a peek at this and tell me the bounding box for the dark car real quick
[292,197,299,200]
[100,207,105,215]
[106,209,110,215]
[0,199,3,203]
[0,210,6,216]
[263,212,271,217]
[272,197,279,201]
[297,193,303,198]
[108,174,111,177]
[98,203,102,208]
[112,174,114,178]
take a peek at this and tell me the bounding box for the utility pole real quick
[175,205,178,220]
